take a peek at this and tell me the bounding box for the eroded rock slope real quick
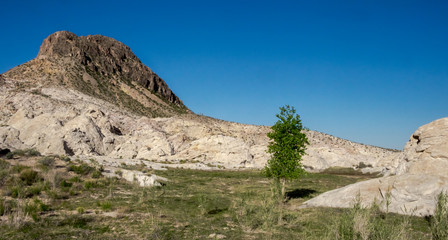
[302,118,448,216]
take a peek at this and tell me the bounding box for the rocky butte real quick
[1,31,401,176]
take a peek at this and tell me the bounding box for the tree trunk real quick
[281,178,286,201]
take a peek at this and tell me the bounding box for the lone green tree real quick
[263,105,309,200]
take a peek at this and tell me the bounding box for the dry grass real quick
[0,153,434,239]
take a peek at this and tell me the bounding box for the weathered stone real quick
[302,118,448,216]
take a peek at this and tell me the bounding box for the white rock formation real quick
[0,80,400,172]
[302,117,448,216]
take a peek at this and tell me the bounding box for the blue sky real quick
[1,0,447,149]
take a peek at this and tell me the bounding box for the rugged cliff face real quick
[4,31,188,118]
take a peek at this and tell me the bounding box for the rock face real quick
[302,118,448,216]
[3,31,188,118]
[395,118,448,176]
[0,31,401,173]
[0,84,400,171]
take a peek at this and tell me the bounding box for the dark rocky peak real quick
[36,31,183,105]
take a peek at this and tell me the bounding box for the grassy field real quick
[0,151,433,239]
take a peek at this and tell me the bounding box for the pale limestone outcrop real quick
[0,82,400,172]
[302,118,448,216]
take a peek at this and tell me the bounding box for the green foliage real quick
[0,158,10,169]
[60,180,73,188]
[83,180,98,190]
[0,159,10,184]
[327,198,411,240]
[263,105,309,199]
[5,152,14,159]
[12,148,41,157]
[263,105,309,180]
[10,164,27,174]
[24,198,49,222]
[38,156,55,167]
[77,207,85,214]
[92,170,102,179]
[67,163,95,175]
[59,155,71,162]
[19,169,41,186]
[99,201,112,211]
[431,192,448,240]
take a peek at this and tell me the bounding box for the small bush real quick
[11,164,28,174]
[59,155,71,162]
[5,152,14,159]
[84,180,98,190]
[115,170,123,177]
[0,198,5,216]
[77,207,85,214]
[12,148,41,157]
[99,201,112,211]
[19,169,41,186]
[60,180,73,188]
[67,163,95,175]
[0,158,10,169]
[8,186,22,198]
[38,156,55,167]
[432,192,448,240]
[0,169,9,185]
[92,170,102,179]
[24,184,44,198]
[69,176,82,183]
[59,215,89,228]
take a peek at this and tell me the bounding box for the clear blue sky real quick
[1,0,447,150]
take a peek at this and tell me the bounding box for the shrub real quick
[67,163,95,175]
[60,180,73,188]
[5,152,14,159]
[432,192,448,240]
[92,170,102,179]
[38,156,55,167]
[11,164,27,174]
[100,201,112,211]
[77,207,85,214]
[0,158,10,169]
[12,148,41,157]
[0,198,5,216]
[24,184,44,198]
[69,176,82,183]
[8,186,22,198]
[115,170,123,177]
[59,155,71,162]
[19,169,41,186]
[84,180,98,190]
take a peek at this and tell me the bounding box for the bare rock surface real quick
[0,82,400,171]
[302,118,448,216]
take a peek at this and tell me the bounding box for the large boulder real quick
[302,118,448,216]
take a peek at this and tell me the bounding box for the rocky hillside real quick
[3,31,188,118]
[0,31,401,172]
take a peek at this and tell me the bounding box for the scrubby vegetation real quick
[0,151,445,239]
